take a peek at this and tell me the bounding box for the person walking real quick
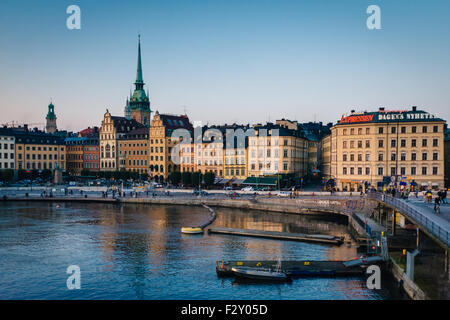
[443,189,448,204]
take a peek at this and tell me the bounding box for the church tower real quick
[129,35,151,126]
[45,102,57,133]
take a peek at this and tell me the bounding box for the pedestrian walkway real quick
[406,197,450,223]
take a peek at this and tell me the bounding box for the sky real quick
[0,0,449,132]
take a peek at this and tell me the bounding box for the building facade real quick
[329,107,446,191]
[99,109,144,171]
[13,127,66,172]
[0,128,15,170]
[148,112,193,181]
[118,127,150,174]
[247,122,309,178]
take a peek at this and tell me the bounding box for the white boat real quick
[231,260,290,282]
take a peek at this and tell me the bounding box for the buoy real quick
[181,227,203,234]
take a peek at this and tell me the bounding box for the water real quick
[0,202,400,299]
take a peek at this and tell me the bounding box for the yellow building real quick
[329,107,446,191]
[13,127,66,172]
[148,111,193,181]
[118,127,150,174]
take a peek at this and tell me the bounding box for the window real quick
[378,153,383,161]
[350,129,355,135]
[378,127,383,134]
[422,153,427,161]
[422,139,427,147]
[343,141,347,149]
[391,127,396,134]
[433,152,438,161]
[422,126,427,133]
[365,167,370,175]
[366,128,370,134]
[350,167,354,175]
[411,139,416,147]
[378,140,384,148]
[433,126,438,133]
[357,167,362,175]
[400,139,406,147]
[365,140,370,148]
[401,153,406,161]
[433,139,438,147]
[391,167,396,176]
[412,126,416,133]
[378,167,383,175]
[411,153,416,161]
[391,153,396,161]
[350,141,355,148]
[432,167,438,175]
[411,167,416,175]
[365,153,370,161]
[343,167,347,175]
[422,167,427,175]
[401,127,406,134]
[391,140,396,148]
[358,141,362,148]
[358,154,362,161]
[400,167,406,175]
[343,154,347,161]
[350,154,355,161]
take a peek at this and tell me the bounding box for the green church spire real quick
[135,34,144,88]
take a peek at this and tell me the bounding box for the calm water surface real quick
[0,202,401,299]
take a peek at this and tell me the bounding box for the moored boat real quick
[181,227,203,234]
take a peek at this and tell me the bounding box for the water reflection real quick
[0,202,399,300]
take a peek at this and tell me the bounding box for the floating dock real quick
[208,227,344,245]
[216,257,384,278]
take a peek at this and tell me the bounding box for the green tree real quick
[41,169,52,180]
[192,171,202,188]
[0,169,14,182]
[169,171,182,185]
[181,171,192,186]
[204,171,216,188]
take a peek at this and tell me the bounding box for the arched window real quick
[160,165,164,172]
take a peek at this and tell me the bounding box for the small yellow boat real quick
[181,227,203,234]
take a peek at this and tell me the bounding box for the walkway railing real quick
[368,192,450,247]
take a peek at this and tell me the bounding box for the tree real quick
[204,171,216,189]
[41,169,52,180]
[181,171,192,186]
[169,171,181,186]
[0,169,14,182]
[192,171,202,189]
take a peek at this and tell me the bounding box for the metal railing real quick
[368,192,450,247]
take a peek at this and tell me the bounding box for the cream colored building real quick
[247,122,309,178]
[99,109,144,171]
[329,107,446,191]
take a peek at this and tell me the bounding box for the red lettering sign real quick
[340,115,374,123]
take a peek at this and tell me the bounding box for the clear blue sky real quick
[0,0,449,131]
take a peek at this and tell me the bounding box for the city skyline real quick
[1,0,450,132]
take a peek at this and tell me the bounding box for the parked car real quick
[277,191,291,197]
[241,186,253,191]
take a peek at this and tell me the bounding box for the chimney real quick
[379,107,385,111]
[412,106,417,112]
[351,110,355,114]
